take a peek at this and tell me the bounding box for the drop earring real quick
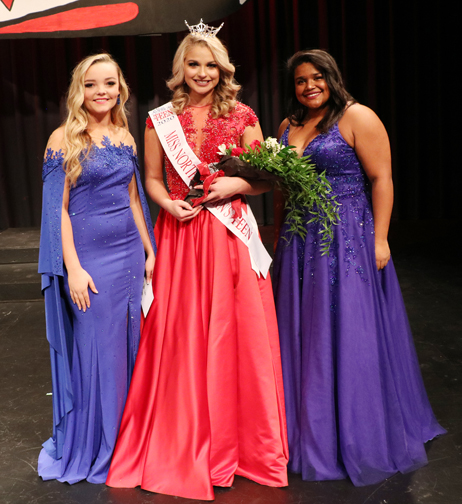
[117,94,121,105]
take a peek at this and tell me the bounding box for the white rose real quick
[217,144,229,156]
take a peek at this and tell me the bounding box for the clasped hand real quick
[195,176,245,204]
[166,177,245,222]
[165,199,203,222]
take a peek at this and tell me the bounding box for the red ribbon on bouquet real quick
[190,162,244,218]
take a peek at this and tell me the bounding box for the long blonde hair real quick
[63,53,130,185]
[167,34,240,118]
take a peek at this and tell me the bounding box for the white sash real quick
[149,102,272,278]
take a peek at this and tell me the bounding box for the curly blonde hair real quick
[167,34,240,118]
[63,53,129,185]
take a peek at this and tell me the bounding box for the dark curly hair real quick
[286,49,356,133]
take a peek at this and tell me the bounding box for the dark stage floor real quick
[1,222,461,504]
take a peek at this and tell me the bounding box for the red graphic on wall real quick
[0,3,138,33]
[0,0,245,38]
[1,0,15,11]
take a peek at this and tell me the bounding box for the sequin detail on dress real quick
[273,121,446,487]
[146,102,257,199]
[38,138,148,484]
[42,149,65,274]
[281,124,373,287]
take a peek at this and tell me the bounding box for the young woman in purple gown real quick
[273,49,446,486]
[37,53,156,484]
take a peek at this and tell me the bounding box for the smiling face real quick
[83,62,120,119]
[183,44,220,102]
[294,62,330,112]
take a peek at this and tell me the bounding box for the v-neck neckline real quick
[286,124,323,157]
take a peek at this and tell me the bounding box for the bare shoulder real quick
[46,126,66,154]
[277,118,290,140]
[339,103,388,146]
[342,103,384,130]
[145,123,161,143]
[120,129,137,151]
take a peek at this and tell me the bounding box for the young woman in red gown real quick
[106,26,288,500]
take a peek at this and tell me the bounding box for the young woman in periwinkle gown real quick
[37,53,156,484]
[106,27,288,500]
[273,49,446,486]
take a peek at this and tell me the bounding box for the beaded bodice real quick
[282,123,371,202]
[282,122,375,283]
[42,138,137,243]
[70,138,136,211]
[147,102,258,199]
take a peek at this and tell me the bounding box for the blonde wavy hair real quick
[167,34,240,118]
[63,53,129,185]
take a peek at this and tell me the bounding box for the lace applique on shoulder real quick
[234,102,258,129]
[42,149,65,180]
[89,136,136,161]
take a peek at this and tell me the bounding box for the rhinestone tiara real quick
[185,18,224,38]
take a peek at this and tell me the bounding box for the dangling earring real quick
[117,94,121,105]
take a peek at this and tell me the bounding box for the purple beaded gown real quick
[273,123,446,486]
[38,138,154,484]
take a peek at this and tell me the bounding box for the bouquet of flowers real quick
[216,138,339,254]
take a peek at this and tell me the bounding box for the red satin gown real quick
[106,103,288,500]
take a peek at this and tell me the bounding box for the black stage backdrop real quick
[0,0,458,230]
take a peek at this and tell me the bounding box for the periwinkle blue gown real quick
[273,123,446,486]
[38,138,155,484]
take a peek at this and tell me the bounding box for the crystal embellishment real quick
[185,18,224,38]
